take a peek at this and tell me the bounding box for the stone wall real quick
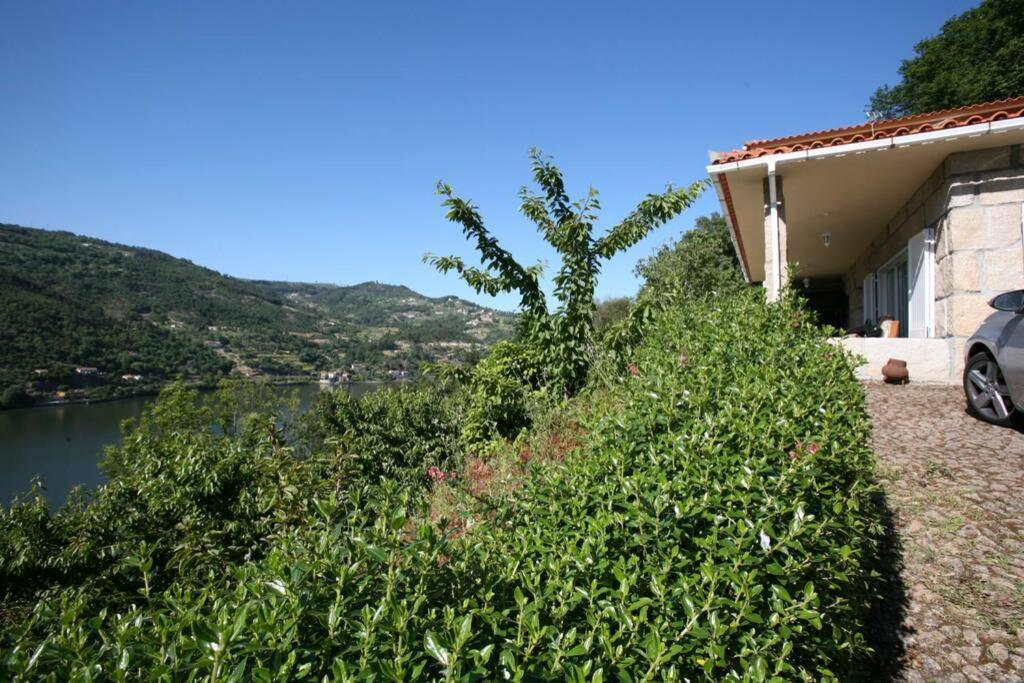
[935,146,1024,346]
[844,145,1024,371]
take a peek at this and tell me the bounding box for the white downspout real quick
[767,159,781,300]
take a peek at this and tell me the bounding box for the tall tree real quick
[592,297,633,332]
[868,0,1024,118]
[633,212,742,301]
[427,149,704,395]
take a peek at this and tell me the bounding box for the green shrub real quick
[2,291,883,681]
[303,381,466,485]
[633,212,743,302]
[0,383,347,613]
[459,339,548,451]
[475,289,882,679]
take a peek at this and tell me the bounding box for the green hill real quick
[0,224,515,406]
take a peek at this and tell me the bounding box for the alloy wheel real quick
[965,355,1015,424]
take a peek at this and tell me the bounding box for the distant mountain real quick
[0,224,515,406]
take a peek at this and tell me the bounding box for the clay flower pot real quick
[882,358,909,385]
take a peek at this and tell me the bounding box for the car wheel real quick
[964,352,1016,426]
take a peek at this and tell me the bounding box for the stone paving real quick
[866,382,1024,681]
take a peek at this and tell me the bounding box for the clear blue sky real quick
[1,1,975,310]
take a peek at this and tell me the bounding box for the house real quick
[707,97,1024,382]
[319,370,351,385]
[75,367,99,375]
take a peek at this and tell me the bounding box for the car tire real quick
[963,351,1016,427]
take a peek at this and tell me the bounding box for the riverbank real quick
[4,375,410,412]
[1,382,386,510]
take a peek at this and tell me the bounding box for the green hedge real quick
[2,291,882,680]
[302,382,466,485]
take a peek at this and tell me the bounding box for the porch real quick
[837,336,959,384]
[706,100,1024,383]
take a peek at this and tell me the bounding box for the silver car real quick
[964,289,1024,426]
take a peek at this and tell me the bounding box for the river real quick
[0,382,381,510]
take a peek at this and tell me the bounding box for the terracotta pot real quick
[882,358,909,384]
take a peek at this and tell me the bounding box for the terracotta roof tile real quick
[711,96,1024,164]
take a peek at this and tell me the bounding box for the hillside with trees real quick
[0,224,514,407]
[1,153,886,679]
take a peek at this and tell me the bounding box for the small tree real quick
[426,149,704,395]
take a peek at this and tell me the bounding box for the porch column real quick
[762,162,787,301]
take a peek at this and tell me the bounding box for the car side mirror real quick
[989,289,1024,313]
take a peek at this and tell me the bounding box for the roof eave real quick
[705,115,1024,284]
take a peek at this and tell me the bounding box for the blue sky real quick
[0,1,975,310]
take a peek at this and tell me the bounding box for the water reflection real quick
[0,382,381,509]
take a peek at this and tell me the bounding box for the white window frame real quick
[879,248,908,336]
[863,272,876,325]
[907,227,936,338]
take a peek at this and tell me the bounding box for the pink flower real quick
[427,466,445,482]
[788,441,821,460]
[627,363,639,377]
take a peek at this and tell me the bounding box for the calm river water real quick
[0,382,380,509]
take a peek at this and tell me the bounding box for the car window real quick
[991,290,1024,312]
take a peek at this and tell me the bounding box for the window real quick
[991,290,1024,312]
[878,250,909,337]
[907,228,935,337]
[863,273,876,325]
[861,228,934,338]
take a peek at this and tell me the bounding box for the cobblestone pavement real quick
[867,382,1024,682]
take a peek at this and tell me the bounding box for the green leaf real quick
[424,631,450,666]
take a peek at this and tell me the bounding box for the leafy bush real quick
[0,383,340,610]
[458,339,548,451]
[2,290,882,680]
[592,296,633,332]
[486,289,882,679]
[303,381,466,485]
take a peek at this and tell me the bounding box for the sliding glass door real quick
[860,228,935,338]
